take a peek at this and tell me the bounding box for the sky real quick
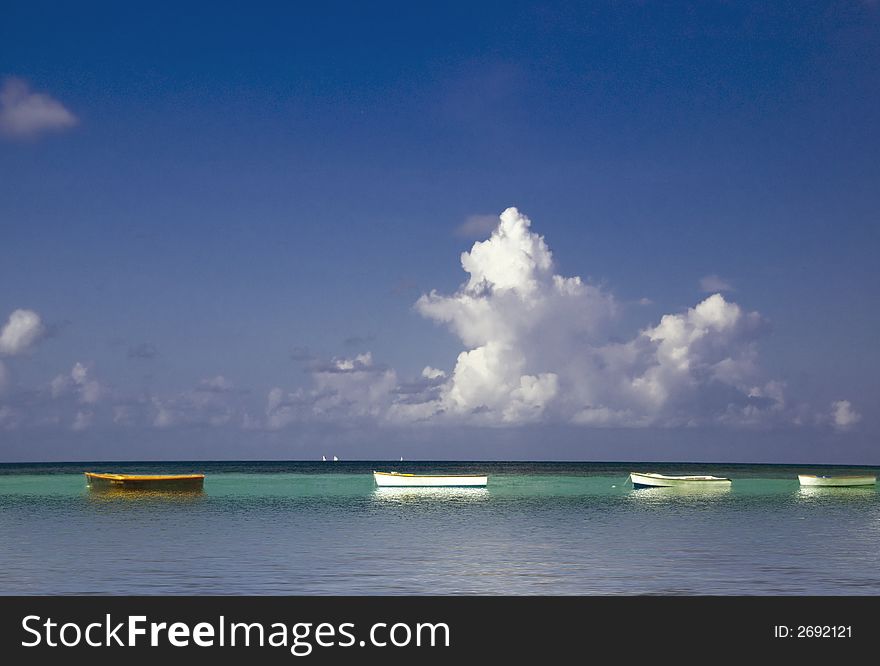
[1,1,878,462]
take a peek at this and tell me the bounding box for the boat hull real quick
[798,474,876,487]
[85,472,205,491]
[630,472,731,489]
[373,471,487,487]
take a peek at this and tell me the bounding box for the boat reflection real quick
[86,487,205,503]
[371,487,490,504]
[627,484,731,504]
[797,486,877,502]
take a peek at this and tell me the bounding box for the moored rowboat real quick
[630,472,731,489]
[373,471,487,487]
[85,472,205,491]
[798,474,876,488]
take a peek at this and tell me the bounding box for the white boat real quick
[373,471,488,488]
[333,456,339,461]
[322,455,326,462]
[798,474,876,487]
[630,472,731,488]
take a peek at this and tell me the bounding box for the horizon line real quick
[0,458,877,468]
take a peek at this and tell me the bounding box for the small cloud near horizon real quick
[831,400,861,431]
[0,77,78,139]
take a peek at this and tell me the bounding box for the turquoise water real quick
[1,461,878,595]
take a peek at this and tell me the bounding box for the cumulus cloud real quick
[0,78,78,138]
[831,400,861,431]
[0,209,860,440]
[311,352,381,374]
[257,207,788,430]
[51,362,102,404]
[699,274,735,293]
[152,376,238,428]
[628,294,766,415]
[264,352,397,430]
[387,209,775,426]
[406,207,615,423]
[0,309,45,356]
[422,366,446,380]
[0,360,111,431]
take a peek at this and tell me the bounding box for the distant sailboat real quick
[333,455,339,461]
[400,456,403,461]
[322,455,326,462]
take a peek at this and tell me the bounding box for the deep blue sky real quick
[1,1,878,462]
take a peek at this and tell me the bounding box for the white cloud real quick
[699,274,735,293]
[422,366,446,379]
[151,376,238,428]
[71,362,88,385]
[49,374,68,398]
[200,375,234,392]
[628,293,767,417]
[0,309,45,356]
[327,352,374,372]
[152,400,177,428]
[831,400,861,431]
[0,78,78,138]
[401,208,781,427]
[408,207,617,424]
[51,362,102,404]
[263,352,398,430]
[258,207,787,430]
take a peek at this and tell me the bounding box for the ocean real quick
[1,461,878,595]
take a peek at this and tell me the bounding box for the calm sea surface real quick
[1,461,878,595]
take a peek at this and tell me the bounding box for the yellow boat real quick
[84,472,205,491]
